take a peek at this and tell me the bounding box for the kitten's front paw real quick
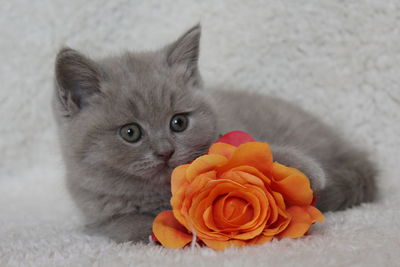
[271,146,327,192]
[85,213,154,244]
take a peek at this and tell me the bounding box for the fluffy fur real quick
[53,25,376,243]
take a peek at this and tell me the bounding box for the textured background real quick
[1,0,399,266]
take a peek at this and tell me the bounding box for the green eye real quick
[170,114,189,132]
[119,123,142,143]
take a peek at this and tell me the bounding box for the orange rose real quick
[153,132,324,250]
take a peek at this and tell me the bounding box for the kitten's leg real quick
[271,145,377,212]
[85,213,154,243]
[271,146,327,192]
[316,149,377,211]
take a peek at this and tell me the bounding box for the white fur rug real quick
[1,1,400,266]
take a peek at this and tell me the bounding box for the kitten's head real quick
[54,25,218,189]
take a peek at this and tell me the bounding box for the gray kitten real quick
[53,25,376,243]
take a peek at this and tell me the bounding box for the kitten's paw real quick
[271,146,327,192]
[84,213,154,243]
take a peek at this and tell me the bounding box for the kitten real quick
[53,25,376,243]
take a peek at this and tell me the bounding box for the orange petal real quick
[217,142,273,176]
[203,205,219,231]
[277,206,318,239]
[210,186,269,240]
[186,154,228,182]
[271,191,286,211]
[213,194,255,229]
[221,167,271,187]
[202,238,247,250]
[263,214,290,236]
[171,171,216,229]
[208,142,237,159]
[213,186,263,229]
[305,205,325,223]
[248,234,273,245]
[171,186,189,228]
[271,162,313,206]
[171,164,190,195]
[190,181,244,237]
[270,161,305,181]
[152,210,192,249]
[223,197,252,223]
[189,180,266,240]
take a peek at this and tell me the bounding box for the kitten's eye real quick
[119,123,142,143]
[170,114,189,132]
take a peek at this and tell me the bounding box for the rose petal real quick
[224,198,252,222]
[171,164,190,195]
[305,205,325,223]
[190,181,244,239]
[203,205,219,231]
[189,180,267,240]
[208,142,237,159]
[262,190,280,224]
[172,171,216,229]
[216,131,256,147]
[271,191,286,211]
[248,234,273,245]
[277,206,318,239]
[231,186,269,230]
[217,142,273,176]
[152,211,192,248]
[213,187,263,230]
[263,213,290,236]
[221,167,271,187]
[214,195,253,227]
[270,161,305,181]
[171,186,188,227]
[271,162,313,206]
[210,186,269,240]
[186,154,228,182]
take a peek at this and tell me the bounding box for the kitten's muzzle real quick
[155,149,175,162]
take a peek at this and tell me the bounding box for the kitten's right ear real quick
[55,48,102,115]
[166,24,202,87]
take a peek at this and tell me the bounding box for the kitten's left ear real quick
[55,48,103,116]
[166,24,202,87]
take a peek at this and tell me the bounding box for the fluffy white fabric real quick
[1,1,399,266]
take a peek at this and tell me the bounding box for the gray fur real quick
[53,25,377,243]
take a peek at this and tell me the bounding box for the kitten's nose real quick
[155,149,175,162]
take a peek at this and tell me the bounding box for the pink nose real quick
[156,149,175,161]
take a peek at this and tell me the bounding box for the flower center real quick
[224,197,248,220]
[214,194,254,227]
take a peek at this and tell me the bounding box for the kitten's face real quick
[55,25,218,187]
[73,59,217,185]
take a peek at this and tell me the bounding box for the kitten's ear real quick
[166,24,202,86]
[55,48,102,115]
